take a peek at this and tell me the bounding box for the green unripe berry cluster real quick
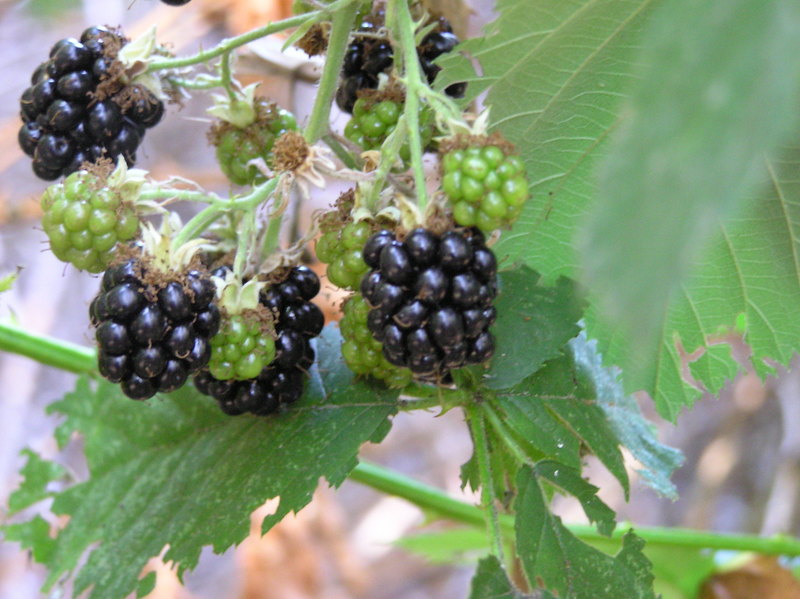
[209,314,276,380]
[344,98,434,162]
[214,102,298,186]
[40,170,139,273]
[339,294,413,388]
[441,145,530,233]
[316,219,372,290]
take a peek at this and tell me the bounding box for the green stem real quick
[0,322,95,375]
[167,75,224,90]
[220,51,236,102]
[392,0,428,211]
[8,328,800,559]
[323,134,361,170]
[139,189,220,204]
[367,116,408,210]
[350,461,800,558]
[170,204,224,253]
[303,3,359,143]
[260,210,284,262]
[466,404,506,562]
[148,12,319,71]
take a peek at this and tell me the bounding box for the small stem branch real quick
[260,210,284,262]
[139,189,220,204]
[0,322,95,375]
[220,51,236,102]
[466,404,506,562]
[323,134,361,170]
[393,0,428,211]
[367,116,408,210]
[148,12,319,71]
[170,204,223,252]
[303,3,359,143]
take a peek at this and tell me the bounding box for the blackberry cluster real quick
[208,314,276,380]
[441,144,530,233]
[340,293,413,388]
[316,218,372,290]
[194,266,324,416]
[360,228,498,378]
[335,15,465,113]
[212,101,298,186]
[91,259,220,400]
[344,97,434,161]
[40,168,139,272]
[19,26,164,181]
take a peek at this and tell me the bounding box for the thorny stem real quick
[303,3,359,143]
[139,188,220,204]
[392,0,428,212]
[220,51,237,102]
[3,325,800,559]
[167,75,224,90]
[147,12,319,71]
[466,403,506,563]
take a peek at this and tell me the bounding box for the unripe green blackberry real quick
[40,161,142,272]
[441,140,530,233]
[344,96,434,162]
[316,219,372,290]
[208,313,276,380]
[340,293,412,388]
[211,99,297,186]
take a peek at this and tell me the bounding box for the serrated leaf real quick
[515,465,655,599]
[3,516,56,564]
[484,267,583,390]
[491,353,629,496]
[583,0,800,365]
[9,326,398,599]
[568,331,683,498]
[590,145,800,419]
[7,449,65,515]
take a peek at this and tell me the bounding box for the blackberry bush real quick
[441,138,530,233]
[194,266,324,416]
[19,26,164,181]
[340,293,413,388]
[91,256,220,400]
[40,160,144,273]
[210,98,298,186]
[360,227,498,378]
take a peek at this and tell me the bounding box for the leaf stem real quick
[392,0,428,211]
[303,2,359,143]
[0,321,95,375]
[147,12,319,71]
[139,189,220,204]
[466,404,506,562]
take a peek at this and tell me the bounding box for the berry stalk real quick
[392,0,429,211]
[303,1,360,143]
[0,321,95,375]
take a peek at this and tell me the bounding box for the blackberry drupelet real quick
[360,227,498,378]
[91,258,220,400]
[194,266,324,416]
[19,26,164,181]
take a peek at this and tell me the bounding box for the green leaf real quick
[0,269,19,293]
[7,449,65,515]
[491,353,630,495]
[8,326,398,599]
[469,556,548,599]
[583,0,800,359]
[3,516,56,564]
[396,528,489,565]
[568,332,683,498]
[484,267,583,390]
[592,145,800,419]
[515,465,655,599]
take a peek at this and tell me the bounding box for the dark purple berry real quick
[165,324,194,359]
[56,70,93,100]
[18,122,43,157]
[290,266,321,300]
[439,232,473,271]
[133,346,167,378]
[35,134,74,167]
[156,360,188,393]
[96,321,131,355]
[129,304,167,345]
[379,241,413,285]
[468,332,494,364]
[49,40,93,77]
[393,300,427,329]
[98,351,130,383]
[428,307,464,348]
[104,283,143,321]
[194,305,221,337]
[404,228,438,266]
[363,230,394,268]
[450,273,481,307]
[121,373,157,400]
[471,247,497,282]
[158,282,192,322]
[31,79,57,114]
[414,267,448,304]
[87,100,123,141]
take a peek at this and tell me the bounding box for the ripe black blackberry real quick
[91,258,220,400]
[194,266,324,416]
[334,14,465,113]
[19,26,164,181]
[360,227,497,378]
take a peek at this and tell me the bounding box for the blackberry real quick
[208,313,276,380]
[40,162,142,272]
[344,96,435,161]
[195,266,324,416]
[335,13,465,113]
[340,293,413,388]
[360,227,497,378]
[92,259,219,400]
[161,0,192,4]
[441,140,530,233]
[211,99,298,186]
[19,26,164,181]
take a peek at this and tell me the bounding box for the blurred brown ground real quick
[1,1,800,598]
